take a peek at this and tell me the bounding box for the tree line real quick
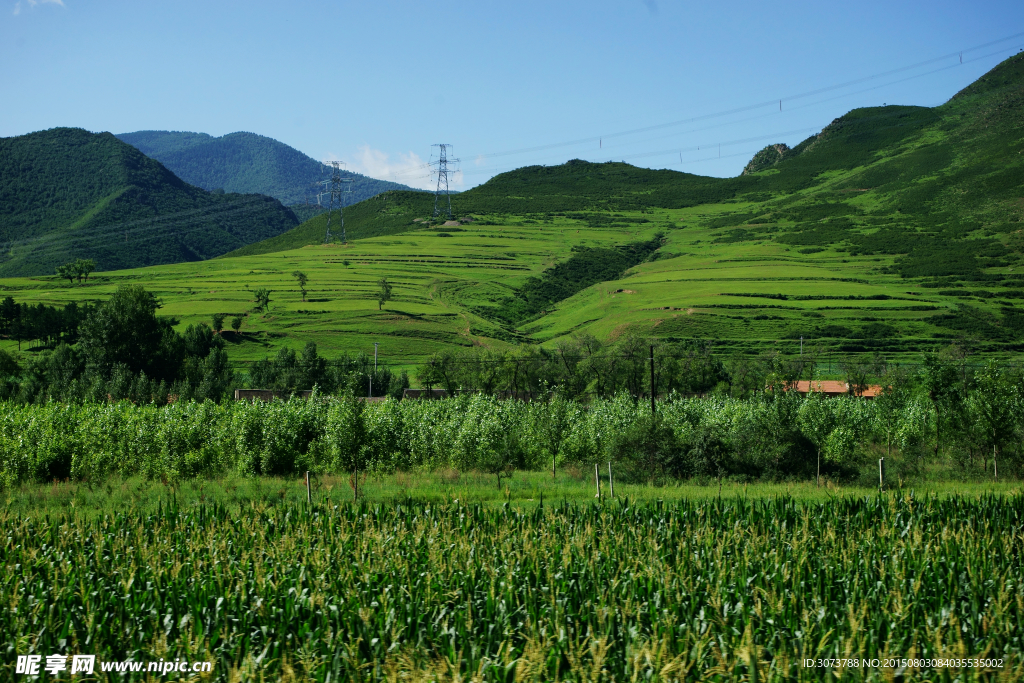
[2,375,1021,490]
[1,286,232,404]
[0,286,407,404]
[0,296,94,351]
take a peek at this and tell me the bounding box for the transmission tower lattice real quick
[431,144,459,219]
[317,161,353,243]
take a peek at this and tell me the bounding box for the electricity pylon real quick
[317,161,353,243]
[431,144,459,220]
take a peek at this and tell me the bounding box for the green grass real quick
[5,471,1020,517]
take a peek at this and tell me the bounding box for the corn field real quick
[2,494,1022,681]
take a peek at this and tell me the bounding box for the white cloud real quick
[344,144,440,191]
[13,0,64,16]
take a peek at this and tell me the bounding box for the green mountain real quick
[116,130,420,206]
[0,127,300,276]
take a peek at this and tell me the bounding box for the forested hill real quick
[116,130,419,206]
[0,127,299,277]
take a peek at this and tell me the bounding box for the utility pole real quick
[318,161,353,244]
[650,345,656,417]
[369,343,379,399]
[431,144,459,220]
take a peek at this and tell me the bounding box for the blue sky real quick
[2,0,1022,190]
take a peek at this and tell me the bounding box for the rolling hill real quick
[3,54,1024,366]
[116,130,420,207]
[0,128,301,277]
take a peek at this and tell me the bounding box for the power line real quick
[378,34,1024,185]
[472,31,1024,163]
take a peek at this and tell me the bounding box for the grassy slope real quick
[3,55,1023,366]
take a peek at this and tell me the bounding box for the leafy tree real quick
[299,342,328,390]
[873,365,913,459]
[921,353,962,460]
[0,297,18,336]
[690,428,732,495]
[477,406,524,491]
[798,394,837,487]
[841,360,872,397]
[55,263,76,285]
[177,346,233,402]
[77,284,175,380]
[212,313,226,334]
[231,316,243,334]
[970,361,1016,480]
[0,348,19,400]
[0,349,19,378]
[292,271,308,302]
[75,258,95,283]
[535,395,574,478]
[377,277,393,310]
[253,288,272,313]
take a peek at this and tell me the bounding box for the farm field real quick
[0,205,1008,368]
[2,491,1021,681]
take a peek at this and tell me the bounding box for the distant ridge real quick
[0,127,299,276]
[116,130,421,206]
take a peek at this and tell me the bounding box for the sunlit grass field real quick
[5,469,1020,518]
[0,201,1001,369]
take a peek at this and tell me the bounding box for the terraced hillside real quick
[2,54,1023,365]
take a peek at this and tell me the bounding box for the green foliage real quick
[252,287,271,313]
[377,276,392,310]
[77,285,172,379]
[4,353,1020,488]
[2,286,236,404]
[245,342,408,399]
[489,237,663,324]
[291,270,308,301]
[55,262,76,284]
